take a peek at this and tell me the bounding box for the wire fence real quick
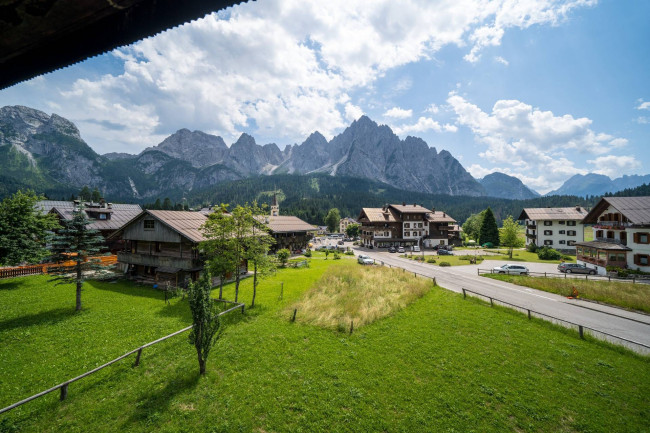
[461,287,650,355]
[477,268,650,284]
[0,299,245,415]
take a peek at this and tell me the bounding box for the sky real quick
[1,0,648,194]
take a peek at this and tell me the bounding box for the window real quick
[418,223,423,228]
[544,240,553,245]
[404,223,410,228]
[544,230,552,235]
[405,232,410,237]
[144,220,155,230]
[634,232,649,244]
[559,240,566,244]
[99,213,107,220]
[544,221,552,226]
[568,241,576,246]
[634,254,649,266]
[559,221,565,225]
[617,253,626,262]
[567,221,576,226]
[596,230,603,238]
[567,230,576,236]
[559,230,565,234]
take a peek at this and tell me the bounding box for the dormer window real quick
[99,213,107,220]
[144,220,155,230]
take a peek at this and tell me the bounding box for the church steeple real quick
[270,191,279,216]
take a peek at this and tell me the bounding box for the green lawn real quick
[484,274,650,313]
[1,260,649,432]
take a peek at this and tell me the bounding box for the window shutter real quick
[634,233,639,243]
[634,254,640,265]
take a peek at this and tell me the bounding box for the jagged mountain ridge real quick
[1,105,546,200]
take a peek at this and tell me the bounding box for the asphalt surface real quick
[354,246,650,354]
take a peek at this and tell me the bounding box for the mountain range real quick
[546,173,650,197]
[0,105,645,202]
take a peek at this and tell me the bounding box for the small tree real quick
[49,205,106,311]
[187,272,222,375]
[324,249,330,260]
[324,208,340,233]
[462,211,485,243]
[499,216,523,259]
[201,204,237,299]
[345,223,360,238]
[478,207,499,246]
[247,202,276,308]
[91,187,101,202]
[79,186,92,201]
[0,190,60,266]
[277,248,290,267]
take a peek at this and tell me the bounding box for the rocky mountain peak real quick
[141,128,228,169]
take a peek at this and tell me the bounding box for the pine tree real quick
[478,207,500,246]
[79,186,92,201]
[0,190,60,266]
[91,187,101,202]
[48,205,107,311]
[324,208,340,233]
[187,271,222,375]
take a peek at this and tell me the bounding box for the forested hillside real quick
[186,174,597,225]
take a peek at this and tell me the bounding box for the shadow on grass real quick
[0,308,77,332]
[0,279,26,290]
[124,369,201,428]
[90,279,168,301]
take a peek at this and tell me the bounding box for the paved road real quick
[356,247,650,353]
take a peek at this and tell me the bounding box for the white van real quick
[412,246,420,252]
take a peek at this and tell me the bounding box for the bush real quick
[333,251,341,260]
[439,261,451,267]
[277,249,291,267]
[537,246,562,260]
[304,249,312,257]
[526,242,538,253]
[344,250,354,256]
[426,257,437,264]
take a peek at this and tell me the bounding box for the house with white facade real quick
[574,196,650,275]
[357,203,458,248]
[518,206,588,253]
[339,217,357,234]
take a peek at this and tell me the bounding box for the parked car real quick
[412,246,421,252]
[357,255,374,265]
[337,240,344,245]
[492,264,529,275]
[557,263,596,275]
[388,246,396,253]
[437,249,452,255]
[398,246,405,253]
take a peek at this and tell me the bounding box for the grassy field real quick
[1,260,649,432]
[289,263,432,331]
[485,274,650,313]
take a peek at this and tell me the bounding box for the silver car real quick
[492,264,529,275]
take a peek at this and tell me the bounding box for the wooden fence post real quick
[527,310,531,320]
[291,309,297,322]
[349,320,354,335]
[241,304,245,315]
[60,384,68,401]
[134,348,143,367]
[578,325,584,339]
[462,288,466,299]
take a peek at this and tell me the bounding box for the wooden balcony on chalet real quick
[577,255,627,268]
[117,251,202,270]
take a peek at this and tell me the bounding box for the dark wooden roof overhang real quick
[1,0,243,90]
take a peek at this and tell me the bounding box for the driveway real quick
[355,246,650,353]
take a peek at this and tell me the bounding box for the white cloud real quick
[588,155,642,177]
[447,93,628,192]
[494,56,509,66]
[344,103,364,121]
[443,123,458,132]
[424,104,440,114]
[392,117,441,135]
[637,99,650,110]
[636,116,650,124]
[23,0,594,153]
[384,107,413,119]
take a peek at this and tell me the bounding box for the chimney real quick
[443,212,446,217]
[575,205,581,211]
[413,203,416,207]
[402,202,406,206]
[107,203,113,209]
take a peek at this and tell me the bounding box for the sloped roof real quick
[389,204,431,214]
[581,196,650,225]
[146,210,208,243]
[427,211,456,223]
[39,200,142,231]
[1,0,243,90]
[574,240,632,251]
[518,207,588,221]
[257,216,315,233]
[359,208,399,223]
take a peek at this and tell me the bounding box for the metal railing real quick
[0,300,245,415]
[477,268,650,284]
[461,287,650,354]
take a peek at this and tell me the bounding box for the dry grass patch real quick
[486,274,650,313]
[288,264,433,331]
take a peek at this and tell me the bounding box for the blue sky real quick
[1,0,648,193]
